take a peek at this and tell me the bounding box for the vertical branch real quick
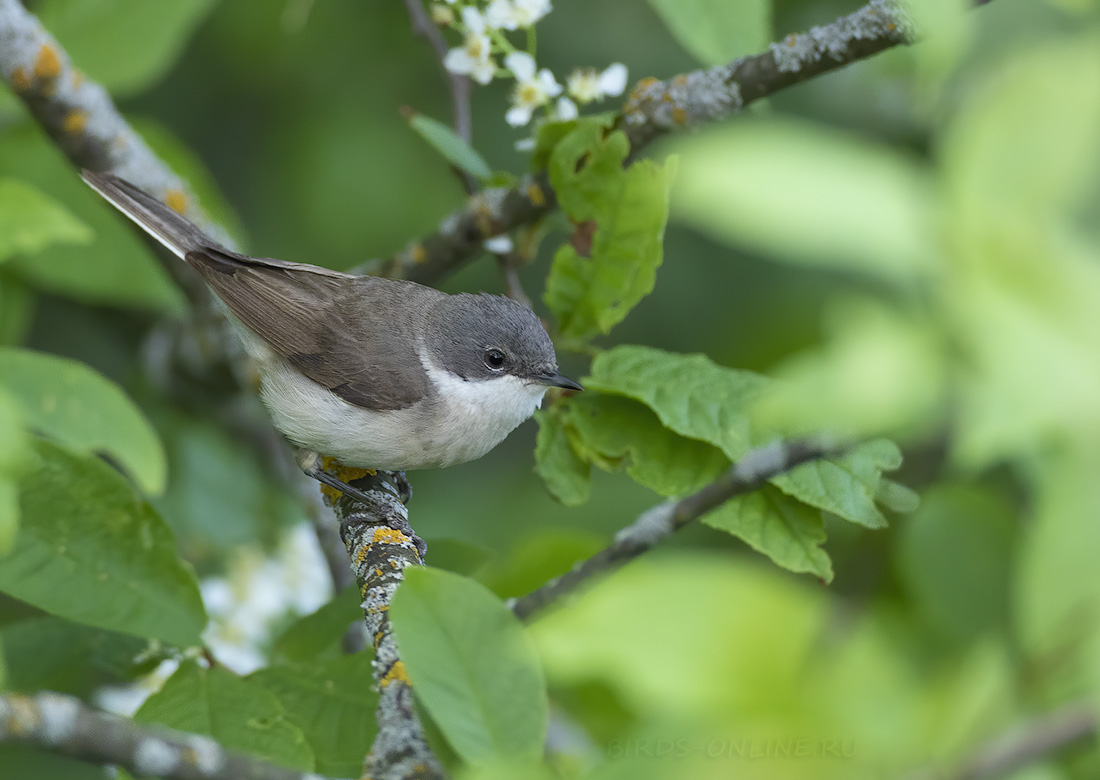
[330,469,446,780]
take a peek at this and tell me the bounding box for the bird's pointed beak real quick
[539,371,583,391]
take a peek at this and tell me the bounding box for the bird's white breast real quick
[252,341,546,471]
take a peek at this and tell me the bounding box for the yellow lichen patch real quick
[380,660,409,688]
[354,545,371,565]
[673,74,688,86]
[320,483,343,503]
[474,206,494,239]
[786,34,798,47]
[165,189,188,215]
[374,568,383,577]
[71,69,85,88]
[62,110,86,135]
[372,527,408,545]
[526,182,545,207]
[33,44,62,80]
[373,630,384,646]
[886,22,896,31]
[636,76,659,89]
[409,243,428,264]
[672,107,687,125]
[10,67,30,91]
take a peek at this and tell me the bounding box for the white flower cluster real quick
[434,0,628,129]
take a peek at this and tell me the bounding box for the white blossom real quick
[486,0,552,30]
[567,62,628,104]
[443,7,496,85]
[555,96,579,121]
[484,235,515,254]
[505,51,562,127]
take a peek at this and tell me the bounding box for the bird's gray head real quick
[423,293,581,390]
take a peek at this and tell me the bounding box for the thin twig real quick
[904,700,1097,780]
[381,0,925,283]
[509,439,832,621]
[0,691,346,780]
[401,0,475,192]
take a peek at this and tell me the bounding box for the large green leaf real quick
[703,486,833,581]
[0,179,91,265]
[250,653,377,777]
[0,616,154,696]
[391,567,548,764]
[584,344,769,461]
[273,585,362,664]
[771,439,917,530]
[0,348,166,494]
[566,393,728,497]
[673,120,935,282]
[408,114,493,182]
[0,123,183,312]
[0,440,205,647]
[647,0,770,66]
[0,387,30,555]
[37,0,218,97]
[544,122,677,344]
[136,662,314,770]
[533,408,591,506]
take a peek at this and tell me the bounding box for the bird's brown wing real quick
[187,247,434,411]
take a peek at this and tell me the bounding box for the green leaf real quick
[0,123,183,312]
[273,585,362,664]
[704,486,833,580]
[0,179,91,265]
[544,122,677,344]
[0,746,105,780]
[771,439,914,530]
[942,35,1100,219]
[37,0,218,97]
[408,114,493,182]
[585,345,769,461]
[0,440,205,647]
[673,120,935,282]
[1,616,154,696]
[391,567,548,764]
[478,531,604,600]
[566,394,728,497]
[0,274,35,346]
[895,484,1014,641]
[0,348,166,495]
[647,0,771,66]
[534,408,591,506]
[250,653,377,777]
[136,661,314,770]
[0,387,30,555]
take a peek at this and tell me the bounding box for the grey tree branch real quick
[327,470,446,780]
[0,691,344,780]
[509,439,832,621]
[903,699,1097,780]
[381,0,921,284]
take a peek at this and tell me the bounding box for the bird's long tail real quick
[80,170,220,260]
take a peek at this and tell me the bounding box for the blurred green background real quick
[3,0,1100,778]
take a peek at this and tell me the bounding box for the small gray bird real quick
[82,171,581,505]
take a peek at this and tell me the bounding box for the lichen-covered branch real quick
[509,440,832,621]
[0,0,233,284]
[384,0,920,284]
[328,468,446,780]
[0,691,341,780]
[903,699,1097,780]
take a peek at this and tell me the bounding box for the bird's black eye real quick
[484,348,506,369]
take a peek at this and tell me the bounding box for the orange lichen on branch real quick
[371,527,408,545]
[10,67,30,91]
[526,181,546,207]
[62,110,86,134]
[32,44,61,80]
[380,660,410,688]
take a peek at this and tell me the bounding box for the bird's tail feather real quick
[80,170,219,260]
